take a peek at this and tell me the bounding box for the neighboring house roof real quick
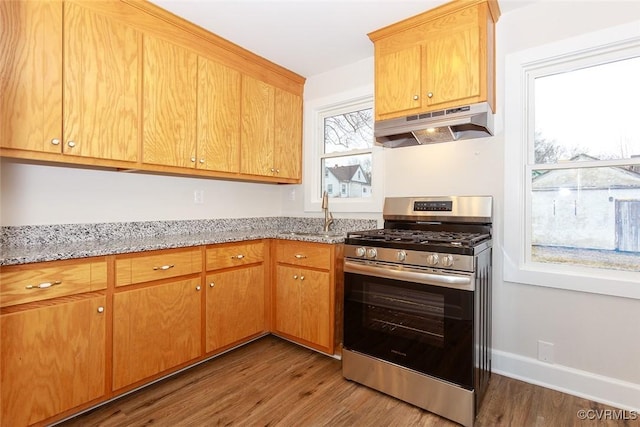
[327,165,370,185]
[532,154,640,190]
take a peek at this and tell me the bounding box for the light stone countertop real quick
[0,217,377,266]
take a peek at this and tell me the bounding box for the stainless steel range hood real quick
[375,102,494,148]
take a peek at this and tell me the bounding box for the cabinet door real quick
[205,265,264,352]
[423,26,481,109]
[143,34,197,168]
[240,75,274,176]
[112,278,201,390]
[375,44,422,119]
[1,296,106,426]
[63,2,139,161]
[299,269,331,349]
[274,264,301,338]
[0,0,62,153]
[273,88,302,180]
[197,57,241,172]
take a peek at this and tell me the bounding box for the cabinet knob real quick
[67,141,76,148]
[270,167,275,172]
[196,285,201,291]
[199,158,205,164]
[275,169,280,174]
[413,95,419,100]
[300,275,305,281]
[209,282,215,288]
[191,157,196,162]
[427,92,433,98]
[51,138,60,145]
[97,306,104,313]
[293,275,298,280]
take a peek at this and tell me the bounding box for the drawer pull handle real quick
[231,254,245,260]
[294,254,307,259]
[153,264,175,271]
[25,280,61,290]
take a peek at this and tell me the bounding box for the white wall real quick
[0,159,282,225]
[287,0,640,411]
[494,1,640,410]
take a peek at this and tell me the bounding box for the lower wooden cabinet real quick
[112,277,202,390]
[1,295,106,426]
[0,238,341,425]
[275,265,331,350]
[206,265,265,352]
[272,240,339,354]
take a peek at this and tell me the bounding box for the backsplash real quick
[0,217,377,247]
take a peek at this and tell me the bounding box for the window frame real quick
[304,93,384,213]
[504,20,640,300]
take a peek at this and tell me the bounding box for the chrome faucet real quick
[322,191,334,232]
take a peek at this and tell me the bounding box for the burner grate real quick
[347,229,490,248]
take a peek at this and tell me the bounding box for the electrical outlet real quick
[288,189,296,201]
[537,340,554,363]
[194,190,204,204]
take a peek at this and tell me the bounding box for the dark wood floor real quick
[59,336,638,427]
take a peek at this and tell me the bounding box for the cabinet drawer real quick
[0,260,107,308]
[116,248,202,287]
[206,240,264,271]
[276,240,331,270]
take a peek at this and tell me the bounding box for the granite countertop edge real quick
[0,229,348,266]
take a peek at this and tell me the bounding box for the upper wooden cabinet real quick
[241,76,302,181]
[1,0,304,184]
[0,0,62,154]
[1,0,141,161]
[369,0,500,121]
[142,34,198,168]
[197,57,241,173]
[63,1,140,161]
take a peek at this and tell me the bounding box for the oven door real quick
[344,260,474,389]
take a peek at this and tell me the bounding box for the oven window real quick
[362,282,446,348]
[344,272,474,389]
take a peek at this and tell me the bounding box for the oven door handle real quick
[344,260,474,291]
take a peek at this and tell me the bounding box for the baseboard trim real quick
[492,349,640,412]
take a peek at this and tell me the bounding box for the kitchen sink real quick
[284,231,345,238]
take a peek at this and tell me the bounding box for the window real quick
[321,106,373,199]
[505,21,640,299]
[304,94,383,213]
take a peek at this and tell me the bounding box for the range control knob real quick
[366,248,378,259]
[426,253,439,266]
[441,254,454,267]
[355,247,366,257]
[396,250,407,262]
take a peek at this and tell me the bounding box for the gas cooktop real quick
[345,228,492,255]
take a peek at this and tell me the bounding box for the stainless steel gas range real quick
[342,196,492,427]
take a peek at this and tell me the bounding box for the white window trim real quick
[504,19,640,300]
[304,90,384,213]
